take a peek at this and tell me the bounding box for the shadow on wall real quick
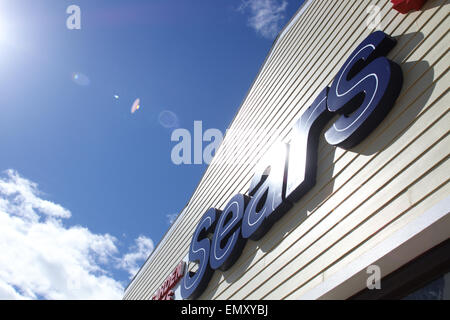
[357,59,434,156]
[357,31,436,156]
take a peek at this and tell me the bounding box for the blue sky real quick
[0,0,304,299]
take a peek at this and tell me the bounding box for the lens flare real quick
[131,98,140,114]
[71,72,90,86]
[158,110,179,128]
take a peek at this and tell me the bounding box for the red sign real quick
[391,0,427,14]
[152,261,185,300]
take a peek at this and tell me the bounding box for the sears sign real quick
[181,31,403,300]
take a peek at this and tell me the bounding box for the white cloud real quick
[0,169,153,299]
[117,236,154,279]
[0,169,71,221]
[238,0,288,39]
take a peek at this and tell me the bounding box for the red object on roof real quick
[391,0,427,14]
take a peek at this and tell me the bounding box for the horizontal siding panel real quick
[287,170,450,299]
[251,134,449,299]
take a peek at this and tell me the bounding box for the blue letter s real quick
[180,208,220,300]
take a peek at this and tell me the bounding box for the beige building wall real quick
[124,0,450,300]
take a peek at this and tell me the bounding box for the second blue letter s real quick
[325,31,403,149]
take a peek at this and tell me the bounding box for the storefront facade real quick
[124,0,449,300]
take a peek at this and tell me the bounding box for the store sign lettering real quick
[181,31,403,300]
[152,261,185,300]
